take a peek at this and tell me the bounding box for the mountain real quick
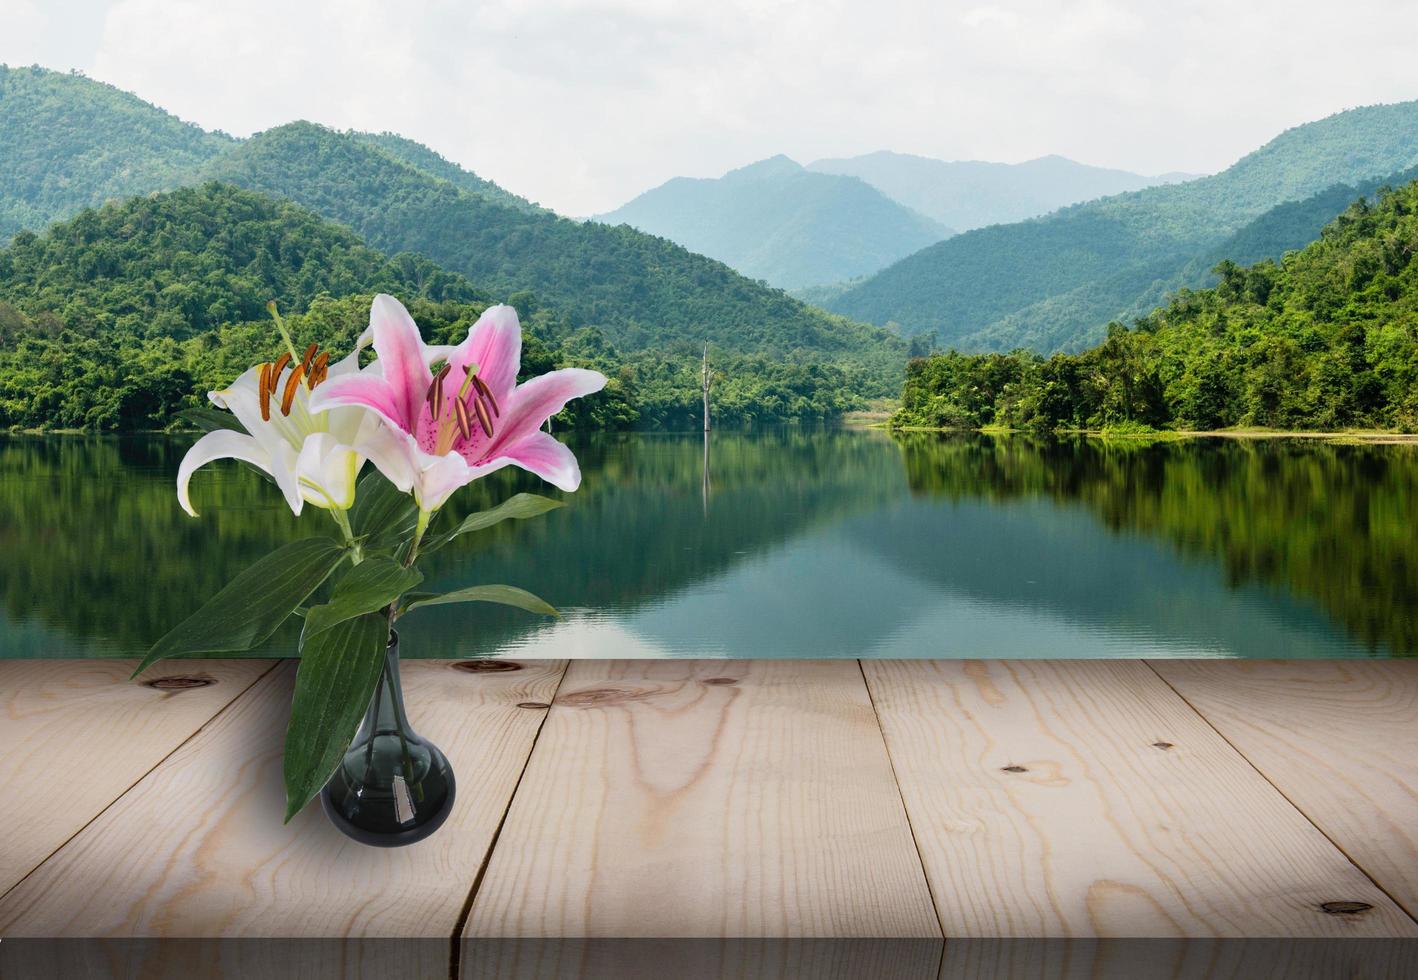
[0,182,482,341]
[0,65,906,399]
[829,101,1418,352]
[807,151,1190,231]
[0,183,870,431]
[0,65,234,240]
[892,177,1418,433]
[594,155,951,289]
[204,125,904,381]
[0,183,489,429]
[348,131,544,214]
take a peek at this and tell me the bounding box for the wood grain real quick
[0,659,566,978]
[861,660,1418,940]
[1152,659,1418,920]
[461,660,941,979]
[0,658,273,897]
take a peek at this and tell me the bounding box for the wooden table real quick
[1,659,1415,978]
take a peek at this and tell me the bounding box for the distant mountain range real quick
[595,156,951,289]
[5,60,1418,385]
[827,101,1418,352]
[595,152,1189,290]
[808,151,1196,232]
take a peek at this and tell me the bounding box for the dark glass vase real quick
[320,633,455,847]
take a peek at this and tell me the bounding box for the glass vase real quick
[320,631,456,847]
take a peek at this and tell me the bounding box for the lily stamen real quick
[270,351,292,385]
[472,374,500,417]
[281,365,306,416]
[428,363,451,419]
[259,362,274,421]
[453,396,473,441]
[310,352,331,388]
[300,342,319,376]
[472,393,494,438]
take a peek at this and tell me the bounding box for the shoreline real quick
[883,424,1418,444]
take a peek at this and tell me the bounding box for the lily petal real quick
[369,293,432,430]
[485,368,607,457]
[501,431,582,491]
[309,372,407,433]
[177,429,274,517]
[294,433,363,510]
[451,305,521,407]
[412,451,475,512]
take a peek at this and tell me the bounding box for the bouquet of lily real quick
[136,295,605,823]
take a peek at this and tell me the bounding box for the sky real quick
[4,0,1418,216]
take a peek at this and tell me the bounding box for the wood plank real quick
[0,658,566,979]
[0,658,273,897]
[861,660,1418,940]
[461,660,942,980]
[1152,660,1418,920]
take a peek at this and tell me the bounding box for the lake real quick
[1,429,1413,660]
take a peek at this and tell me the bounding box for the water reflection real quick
[0,430,1412,659]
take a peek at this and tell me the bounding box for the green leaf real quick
[350,470,419,550]
[300,557,422,650]
[133,537,348,677]
[180,405,245,435]
[402,584,560,619]
[283,612,388,822]
[420,493,563,553]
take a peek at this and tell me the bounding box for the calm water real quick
[1,429,1413,660]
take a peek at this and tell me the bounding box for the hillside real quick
[0,67,903,392]
[204,124,904,384]
[348,131,544,214]
[594,155,950,289]
[956,162,1418,354]
[0,184,870,431]
[892,178,1418,433]
[806,151,1187,231]
[830,100,1418,351]
[0,182,482,341]
[0,65,234,241]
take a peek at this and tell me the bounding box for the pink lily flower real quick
[310,295,606,512]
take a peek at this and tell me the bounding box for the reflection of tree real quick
[0,429,895,658]
[895,432,1418,656]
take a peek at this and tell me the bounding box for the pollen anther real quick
[280,365,305,416]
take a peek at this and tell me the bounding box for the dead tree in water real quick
[701,343,713,432]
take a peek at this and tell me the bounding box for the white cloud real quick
[6,0,1418,214]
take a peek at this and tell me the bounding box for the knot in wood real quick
[702,677,738,686]
[516,701,551,710]
[453,660,523,673]
[1001,765,1029,773]
[1151,741,1175,750]
[1320,901,1373,915]
[145,675,215,692]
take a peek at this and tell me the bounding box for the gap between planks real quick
[1148,659,1418,925]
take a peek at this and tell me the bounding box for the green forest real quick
[0,184,860,430]
[893,179,1418,433]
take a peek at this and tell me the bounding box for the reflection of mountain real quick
[1,430,1411,660]
[895,434,1418,656]
[0,430,895,658]
[398,429,898,658]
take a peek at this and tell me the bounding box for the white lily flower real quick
[177,339,403,517]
